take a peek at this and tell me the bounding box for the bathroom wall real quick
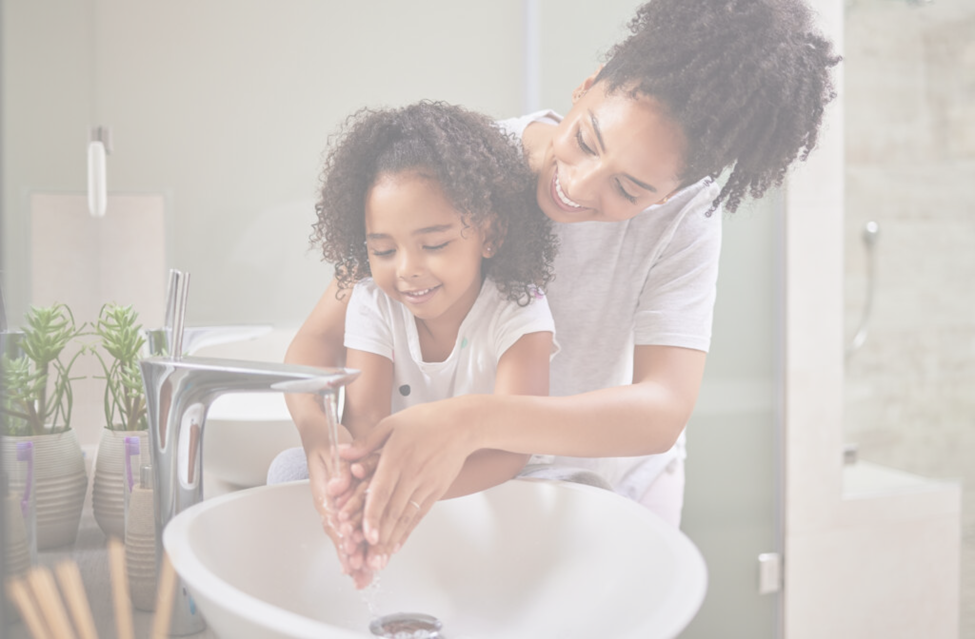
[1,0,527,327]
[843,0,975,633]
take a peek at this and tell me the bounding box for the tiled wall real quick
[843,0,975,634]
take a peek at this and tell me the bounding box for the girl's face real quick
[533,74,688,224]
[364,171,493,328]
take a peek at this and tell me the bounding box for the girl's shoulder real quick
[496,110,563,142]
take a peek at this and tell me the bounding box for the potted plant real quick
[90,303,150,538]
[0,303,88,549]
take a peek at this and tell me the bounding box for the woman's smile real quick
[551,168,588,212]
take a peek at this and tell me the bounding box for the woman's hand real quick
[340,395,483,551]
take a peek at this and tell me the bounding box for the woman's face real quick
[533,75,688,224]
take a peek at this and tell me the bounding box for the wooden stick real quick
[54,561,99,639]
[5,576,52,639]
[26,566,76,639]
[108,536,135,639]
[150,552,178,639]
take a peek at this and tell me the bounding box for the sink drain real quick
[369,612,444,638]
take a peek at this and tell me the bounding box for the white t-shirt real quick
[499,111,723,499]
[344,277,557,412]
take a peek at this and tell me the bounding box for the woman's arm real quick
[350,343,705,547]
[362,331,552,548]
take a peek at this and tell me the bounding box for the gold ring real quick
[409,500,421,510]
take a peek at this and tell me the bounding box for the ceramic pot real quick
[1,430,87,550]
[92,428,149,538]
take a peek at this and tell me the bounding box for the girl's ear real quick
[481,218,506,259]
[572,66,603,104]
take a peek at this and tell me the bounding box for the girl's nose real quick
[397,251,423,279]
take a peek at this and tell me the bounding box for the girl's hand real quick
[341,395,481,551]
[307,441,373,586]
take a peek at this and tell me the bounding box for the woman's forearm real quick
[442,450,530,499]
[471,345,706,457]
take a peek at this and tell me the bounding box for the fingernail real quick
[393,542,401,554]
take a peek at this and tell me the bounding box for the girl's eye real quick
[615,179,637,204]
[575,128,595,155]
[370,248,395,258]
[423,241,450,252]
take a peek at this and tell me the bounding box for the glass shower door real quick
[843,0,975,634]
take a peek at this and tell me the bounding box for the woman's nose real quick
[562,158,600,204]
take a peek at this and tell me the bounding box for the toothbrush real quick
[16,441,34,519]
[124,437,140,494]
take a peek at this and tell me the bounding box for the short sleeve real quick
[344,279,395,360]
[492,288,559,361]
[633,191,722,352]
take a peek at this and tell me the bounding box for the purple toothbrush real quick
[124,436,140,494]
[15,441,33,519]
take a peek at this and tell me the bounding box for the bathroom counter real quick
[4,505,216,639]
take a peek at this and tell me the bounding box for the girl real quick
[284,0,839,580]
[279,101,559,586]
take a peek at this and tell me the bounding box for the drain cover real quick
[369,612,444,638]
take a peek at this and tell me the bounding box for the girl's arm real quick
[342,349,394,440]
[284,279,350,442]
[350,343,705,548]
[439,330,552,499]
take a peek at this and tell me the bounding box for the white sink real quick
[204,392,299,494]
[164,478,707,638]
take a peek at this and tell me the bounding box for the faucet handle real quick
[163,269,190,360]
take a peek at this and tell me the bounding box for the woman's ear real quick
[572,66,603,104]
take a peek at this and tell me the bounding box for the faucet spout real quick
[140,355,358,635]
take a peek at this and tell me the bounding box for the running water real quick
[321,391,342,476]
[360,573,383,619]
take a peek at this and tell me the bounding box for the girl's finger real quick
[341,425,393,461]
[351,452,381,479]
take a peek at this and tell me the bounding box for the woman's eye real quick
[616,179,637,204]
[423,241,450,252]
[575,128,595,155]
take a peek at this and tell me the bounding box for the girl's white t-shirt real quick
[345,277,557,413]
[499,111,723,499]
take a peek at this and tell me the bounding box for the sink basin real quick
[164,478,707,638]
[204,392,299,495]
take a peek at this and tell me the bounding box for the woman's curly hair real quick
[312,101,557,306]
[596,0,841,214]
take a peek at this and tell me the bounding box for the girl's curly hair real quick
[312,101,557,306]
[596,0,841,214]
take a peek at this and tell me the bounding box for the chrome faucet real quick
[141,271,358,635]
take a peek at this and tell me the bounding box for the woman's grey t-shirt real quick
[499,111,722,499]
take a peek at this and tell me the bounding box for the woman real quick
[282,0,840,580]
